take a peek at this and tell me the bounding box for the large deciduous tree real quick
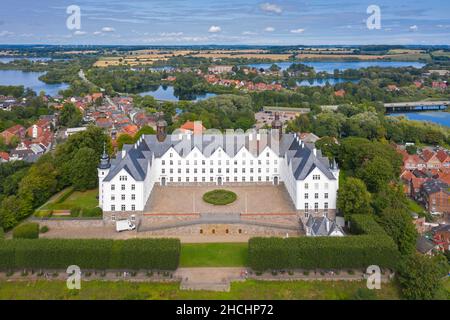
[337,177,373,219]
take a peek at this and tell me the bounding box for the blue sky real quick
[1,0,449,45]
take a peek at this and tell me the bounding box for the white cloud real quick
[208,25,222,33]
[101,27,115,32]
[409,25,418,32]
[264,27,275,32]
[242,31,257,35]
[73,30,87,36]
[0,30,14,37]
[290,28,305,34]
[260,3,283,14]
[93,31,102,35]
[160,32,184,37]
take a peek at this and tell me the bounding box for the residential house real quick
[432,224,450,251]
[0,151,9,162]
[420,179,450,214]
[0,124,26,144]
[416,236,438,255]
[27,118,52,139]
[179,121,205,135]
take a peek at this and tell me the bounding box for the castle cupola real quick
[98,142,111,170]
[157,118,168,142]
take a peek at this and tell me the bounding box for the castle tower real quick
[98,143,111,209]
[271,112,283,140]
[156,119,168,142]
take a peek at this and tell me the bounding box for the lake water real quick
[297,78,359,87]
[0,70,69,96]
[248,61,426,73]
[139,85,217,101]
[389,112,450,127]
[0,57,53,63]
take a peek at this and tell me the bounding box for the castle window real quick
[162,169,166,174]
[186,177,190,182]
[314,203,319,213]
[238,229,242,234]
[121,195,125,201]
[313,175,320,180]
[111,195,115,201]
[131,194,135,200]
[186,160,189,165]
[304,183,309,190]
[121,205,126,211]
[315,193,319,199]
[304,193,308,199]
[111,185,115,191]
[170,153,173,158]
[162,160,165,165]
[212,229,216,234]
[305,203,309,212]
[325,193,328,199]
[121,185,125,191]
[131,205,136,211]
[111,205,116,212]
[266,152,270,157]
[324,203,328,212]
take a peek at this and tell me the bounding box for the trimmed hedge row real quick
[12,223,39,239]
[0,238,180,270]
[248,215,400,271]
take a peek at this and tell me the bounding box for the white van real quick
[116,220,136,232]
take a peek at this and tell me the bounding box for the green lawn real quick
[40,188,98,211]
[180,243,248,267]
[0,280,401,300]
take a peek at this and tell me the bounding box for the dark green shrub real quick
[40,226,49,234]
[70,207,81,217]
[0,227,4,239]
[12,223,39,239]
[82,207,103,217]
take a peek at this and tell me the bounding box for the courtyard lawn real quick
[40,188,99,211]
[180,243,248,267]
[202,189,237,205]
[0,280,401,300]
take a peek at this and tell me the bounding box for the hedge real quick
[0,227,4,239]
[248,215,400,271]
[12,223,39,239]
[0,238,180,270]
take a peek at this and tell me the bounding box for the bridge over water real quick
[384,101,450,113]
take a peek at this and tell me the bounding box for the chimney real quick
[313,148,317,157]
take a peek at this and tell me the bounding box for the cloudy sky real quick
[0,0,449,45]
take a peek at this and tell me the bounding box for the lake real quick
[389,112,450,127]
[297,78,359,87]
[248,61,426,73]
[139,85,216,101]
[0,70,69,96]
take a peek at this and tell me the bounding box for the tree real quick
[406,145,417,155]
[117,134,135,150]
[70,147,99,191]
[377,207,418,255]
[398,254,447,300]
[59,103,82,128]
[315,137,340,159]
[356,156,395,193]
[337,177,373,219]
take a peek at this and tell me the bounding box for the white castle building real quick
[98,120,339,217]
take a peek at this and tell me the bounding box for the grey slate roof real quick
[306,215,344,236]
[416,236,436,254]
[103,133,338,182]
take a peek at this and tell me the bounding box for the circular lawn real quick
[202,189,237,206]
